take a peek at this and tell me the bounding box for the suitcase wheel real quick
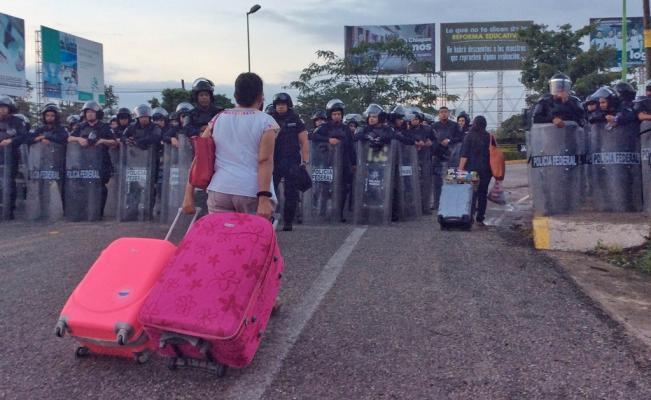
[167,357,178,371]
[134,351,151,365]
[215,364,228,378]
[439,222,448,231]
[75,346,90,359]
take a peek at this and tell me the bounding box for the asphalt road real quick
[2,164,651,399]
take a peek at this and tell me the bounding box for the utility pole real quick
[644,0,651,79]
[622,0,628,80]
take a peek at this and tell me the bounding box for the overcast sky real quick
[1,0,642,126]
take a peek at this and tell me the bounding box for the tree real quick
[214,94,234,109]
[518,23,619,100]
[288,39,456,119]
[496,114,525,143]
[103,84,119,110]
[148,97,161,108]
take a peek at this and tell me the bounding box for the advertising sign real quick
[0,13,26,96]
[440,21,533,71]
[590,17,645,67]
[345,24,435,74]
[41,26,105,103]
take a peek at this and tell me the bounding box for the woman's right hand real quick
[182,184,196,214]
[182,198,196,215]
[256,197,274,220]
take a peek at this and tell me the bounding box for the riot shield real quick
[117,145,157,222]
[589,122,642,213]
[14,145,28,217]
[0,146,14,220]
[418,147,433,215]
[641,121,651,214]
[395,142,422,220]
[65,143,104,222]
[103,147,119,219]
[353,141,395,225]
[25,142,65,222]
[302,141,343,224]
[161,135,194,223]
[528,122,586,216]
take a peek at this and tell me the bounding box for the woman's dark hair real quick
[234,72,263,107]
[470,115,487,133]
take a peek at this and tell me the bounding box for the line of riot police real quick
[0,77,223,223]
[529,73,649,216]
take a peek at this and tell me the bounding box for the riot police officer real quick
[69,100,118,217]
[269,93,309,231]
[152,107,171,138]
[587,87,618,124]
[113,107,132,137]
[354,104,395,146]
[311,110,327,131]
[28,103,68,145]
[0,95,28,219]
[608,81,638,127]
[533,73,585,127]
[635,80,651,122]
[311,99,357,222]
[183,78,223,137]
[344,114,362,134]
[122,104,162,149]
[389,105,414,145]
[66,114,80,135]
[163,102,194,148]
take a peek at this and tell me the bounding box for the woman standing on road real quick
[458,116,492,227]
[182,72,279,218]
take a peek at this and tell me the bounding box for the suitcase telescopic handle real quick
[164,207,201,242]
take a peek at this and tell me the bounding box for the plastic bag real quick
[488,180,507,205]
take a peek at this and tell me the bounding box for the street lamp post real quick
[246,4,261,72]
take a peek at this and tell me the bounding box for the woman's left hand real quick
[257,196,274,220]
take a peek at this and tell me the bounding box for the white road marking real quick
[225,227,368,400]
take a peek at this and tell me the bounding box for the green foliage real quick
[160,88,191,113]
[496,114,525,144]
[159,89,234,112]
[518,23,619,99]
[148,97,161,108]
[214,94,235,109]
[288,39,456,120]
[103,85,119,110]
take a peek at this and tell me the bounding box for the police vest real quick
[274,115,303,159]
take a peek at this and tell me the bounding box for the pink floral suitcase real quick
[139,212,283,376]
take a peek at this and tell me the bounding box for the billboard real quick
[590,17,644,67]
[41,26,105,103]
[0,13,26,97]
[440,21,533,71]
[345,24,435,74]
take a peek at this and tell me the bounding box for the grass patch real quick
[588,240,651,274]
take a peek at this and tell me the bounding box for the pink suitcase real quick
[139,212,283,376]
[54,209,199,363]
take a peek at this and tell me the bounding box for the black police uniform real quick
[533,94,585,125]
[122,121,162,150]
[271,110,306,226]
[311,120,357,218]
[28,124,68,145]
[182,105,223,137]
[70,120,115,215]
[0,115,28,218]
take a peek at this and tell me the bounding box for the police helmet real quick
[82,100,103,120]
[549,73,572,96]
[133,104,153,118]
[363,103,387,122]
[66,115,80,125]
[272,93,293,109]
[116,107,131,119]
[109,115,118,123]
[41,103,61,123]
[311,110,327,121]
[152,107,169,120]
[326,99,345,117]
[175,102,194,114]
[0,95,18,114]
[191,77,215,102]
[390,105,407,119]
[613,81,637,102]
